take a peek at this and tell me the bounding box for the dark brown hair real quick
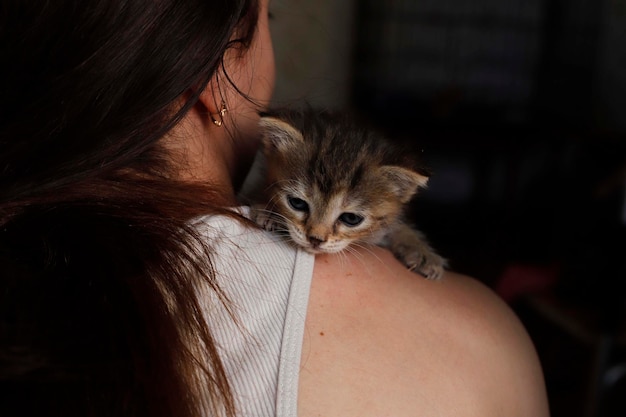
[0,1,259,416]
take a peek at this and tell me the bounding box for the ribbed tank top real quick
[194,210,315,417]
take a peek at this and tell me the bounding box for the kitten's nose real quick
[308,236,325,248]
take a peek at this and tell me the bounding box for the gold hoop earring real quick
[211,101,227,127]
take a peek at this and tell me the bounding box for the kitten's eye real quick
[339,212,364,227]
[287,196,309,212]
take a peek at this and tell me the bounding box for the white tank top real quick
[194,209,315,417]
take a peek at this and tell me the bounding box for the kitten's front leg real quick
[250,204,280,232]
[381,222,447,280]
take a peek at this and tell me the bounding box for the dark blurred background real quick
[270,1,626,415]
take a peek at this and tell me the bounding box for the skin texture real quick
[300,247,549,417]
[168,0,550,415]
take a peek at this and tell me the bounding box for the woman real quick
[0,1,550,416]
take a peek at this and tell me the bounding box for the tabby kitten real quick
[240,109,447,280]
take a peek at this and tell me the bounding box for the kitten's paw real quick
[400,249,447,280]
[383,224,447,280]
[250,208,279,231]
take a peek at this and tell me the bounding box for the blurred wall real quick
[269,0,625,133]
[596,0,626,132]
[269,0,356,109]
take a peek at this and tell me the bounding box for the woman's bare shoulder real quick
[299,245,549,417]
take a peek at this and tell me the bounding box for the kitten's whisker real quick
[264,195,283,210]
[254,207,291,225]
[350,242,385,267]
[338,249,351,270]
[255,207,288,222]
[263,179,301,196]
[344,246,365,269]
[266,178,299,190]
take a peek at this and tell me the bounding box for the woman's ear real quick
[196,77,228,126]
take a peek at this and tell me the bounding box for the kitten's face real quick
[259,113,428,254]
[266,179,407,254]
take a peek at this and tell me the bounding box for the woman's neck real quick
[162,105,243,206]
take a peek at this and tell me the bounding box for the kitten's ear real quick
[259,116,304,153]
[378,166,429,203]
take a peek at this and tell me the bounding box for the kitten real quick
[239,109,447,280]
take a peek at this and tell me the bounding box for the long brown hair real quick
[0,1,259,416]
